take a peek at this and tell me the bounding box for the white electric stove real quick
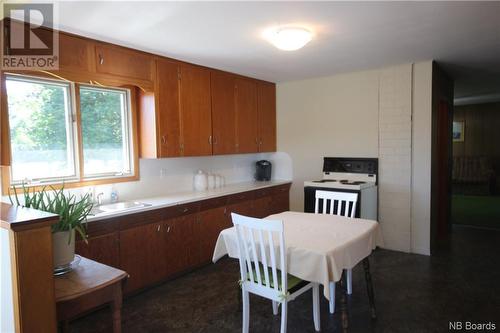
[304,157,378,220]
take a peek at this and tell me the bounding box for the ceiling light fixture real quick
[268,27,313,51]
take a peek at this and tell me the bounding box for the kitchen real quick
[2,2,500,333]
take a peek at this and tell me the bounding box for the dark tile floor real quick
[71,225,500,333]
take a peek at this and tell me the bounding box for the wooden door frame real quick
[430,62,454,254]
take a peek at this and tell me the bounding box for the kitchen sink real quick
[92,201,152,214]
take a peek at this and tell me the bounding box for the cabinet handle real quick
[98,54,104,65]
[213,136,218,145]
[208,135,212,145]
[161,135,167,145]
[183,207,189,213]
[167,226,171,233]
[157,224,161,232]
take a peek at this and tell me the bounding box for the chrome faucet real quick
[96,192,104,206]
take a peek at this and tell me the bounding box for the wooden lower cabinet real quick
[79,184,290,294]
[270,191,290,215]
[119,222,166,293]
[197,206,227,264]
[252,196,273,218]
[75,232,120,268]
[226,200,253,222]
[164,215,198,276]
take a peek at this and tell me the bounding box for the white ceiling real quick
[56,1,500,97]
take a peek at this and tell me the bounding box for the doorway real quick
[451,101,500,230]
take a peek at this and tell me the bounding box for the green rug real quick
[452,195,500,229]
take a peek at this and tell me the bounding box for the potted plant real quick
[9,185,93,274]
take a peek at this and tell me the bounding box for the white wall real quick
[1,152,293,204]
[277,62,433,254]
[277,69,380,211]
[0,228,15,333]
[378,64,413,253]
[411,61,433,255]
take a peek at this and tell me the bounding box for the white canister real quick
[215,174,225,188]
[194,170,208,191]
[208,173,216,189]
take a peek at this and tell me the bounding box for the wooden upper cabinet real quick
[95,43,153,81]
[211,71,237,155]
[156,59,181,157]
[235,78,259,153]
[58,33,94,73]
[179,64,212,156]
[257,81,277,152]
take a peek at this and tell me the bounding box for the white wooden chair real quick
[314,190,358,314]
[232,213,320,333]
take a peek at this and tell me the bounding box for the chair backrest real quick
[231,213,287,298]
[314,190,358,218]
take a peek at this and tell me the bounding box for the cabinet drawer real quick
[199,196,228,211]
[118,209,163,230]
[253,187,273,199]
[272,184,291,194]
[164,202,200,219]
[227,191,254,204]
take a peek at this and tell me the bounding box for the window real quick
[80,86,133,177]
[5,74,135,186]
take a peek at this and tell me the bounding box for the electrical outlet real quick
[160,169,167,179]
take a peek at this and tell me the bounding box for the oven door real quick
[304,186,361,217]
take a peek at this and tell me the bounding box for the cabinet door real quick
[119,222,166,293]
[164,215,198,276]
[156,59,181,157]
[179,64,212,156]
[211,71,237,154]
[75,232,120,268]
[58,33,94,73]
[270,192,289,215]
[95,43,153,81]
[235,78,258,153]
[197,206,227,264]
[226,200,254,225]
[257,82,277,152]
[253,196,273,218]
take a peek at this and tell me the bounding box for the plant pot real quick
[52,230,75,275]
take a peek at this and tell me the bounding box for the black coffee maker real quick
[255,160,272,181]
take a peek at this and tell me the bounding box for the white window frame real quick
[5,74,136,187]
[6,74,80,185]
[79,84,135,180]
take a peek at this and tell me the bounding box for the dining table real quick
[212,211,383,328]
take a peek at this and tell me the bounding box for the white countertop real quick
[87,180,292,222]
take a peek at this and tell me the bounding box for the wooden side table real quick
[54,256,128,333]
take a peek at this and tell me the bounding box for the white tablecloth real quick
[212,211,383,300]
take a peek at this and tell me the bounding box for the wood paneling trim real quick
[0,202,58,231]
[9,224,58,333]
[1,72,11,166]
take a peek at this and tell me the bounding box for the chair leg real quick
[312,283,321,331]
[272,301,279,315]
[280,301,288,333]
[242,289,250,333]
[328,281,336,314]
[347,269,353,295]
[340,272,349,332]
[363,257,377,320]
